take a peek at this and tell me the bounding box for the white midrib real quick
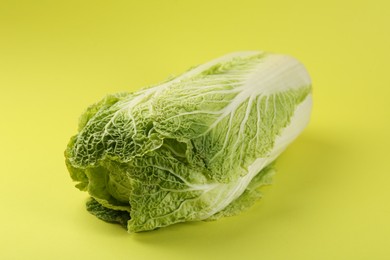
[207,54,311,131]
[198,93,313,219]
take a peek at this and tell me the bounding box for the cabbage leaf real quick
[65,51,312,232]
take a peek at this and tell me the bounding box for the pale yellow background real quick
[1,0,389,259]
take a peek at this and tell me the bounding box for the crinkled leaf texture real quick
[65,51,312,233]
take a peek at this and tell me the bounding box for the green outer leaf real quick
[86,198,130,228]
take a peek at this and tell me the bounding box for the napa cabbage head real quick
[65,51,312,232]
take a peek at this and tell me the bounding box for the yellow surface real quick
[1,0,389,259]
